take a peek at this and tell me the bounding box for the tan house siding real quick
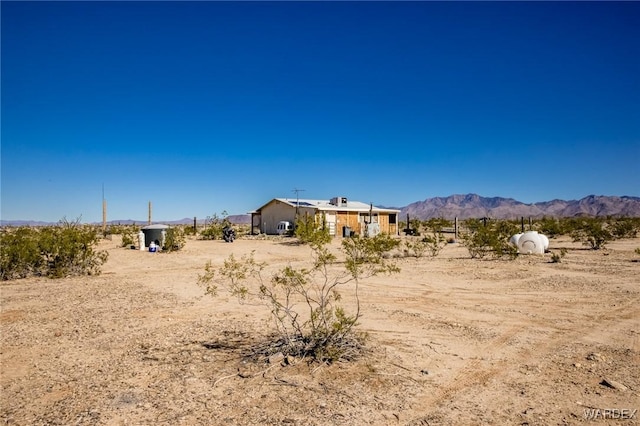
[336,211,362,235]
[258,199,297,235]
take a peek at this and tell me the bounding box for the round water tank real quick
[539,233,550,252]
[510,233,523,247]
[517,231,545,255]
[141,224,169,248]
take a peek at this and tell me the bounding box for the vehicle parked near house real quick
[276,221,293,235]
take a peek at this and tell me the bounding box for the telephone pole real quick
[292,188,305,216]
[102,184,107,234]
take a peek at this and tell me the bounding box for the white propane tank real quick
[517,231,545,254]
[510,233,523,247]
[539,233,550,252]
[138,231,145,250]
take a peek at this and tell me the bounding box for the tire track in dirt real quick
[406,299,639,425]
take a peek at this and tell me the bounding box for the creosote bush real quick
[569,217,613,250]
[198,231,400,363]
[120,226,137,248]
[294,213,331,246]
[609,217,640,239]
[422,232,448,257]
[535,217,566,238]
[0,218,108,280]
[550,248,568,263]
[461,219,519,260]
[162,227,186,252]
[402,237,428,258]
[200,212,231,240]
[402,232,446,258]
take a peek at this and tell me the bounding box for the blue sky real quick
[2,1,639,223]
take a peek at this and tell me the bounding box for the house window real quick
[389,213,397,224]
[359,213,378,223]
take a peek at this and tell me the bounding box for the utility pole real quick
[148,201,152,225]
[102,184,107,235]
[292,188,305,216]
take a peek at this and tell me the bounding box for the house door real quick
[325,212,336,236]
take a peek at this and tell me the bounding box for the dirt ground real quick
[1,234,639,425]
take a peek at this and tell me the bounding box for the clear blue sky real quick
[2,1,639,223]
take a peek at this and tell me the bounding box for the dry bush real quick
[198,232,400,363]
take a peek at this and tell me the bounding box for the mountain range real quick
[2,195,639,227]
[397,194,640,220]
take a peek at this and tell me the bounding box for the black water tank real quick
[142,224,169,247]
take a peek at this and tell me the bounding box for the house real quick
[249,196,401,237]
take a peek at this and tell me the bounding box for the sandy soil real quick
[1,234,639,425]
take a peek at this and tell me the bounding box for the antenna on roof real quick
[292,188,305,216]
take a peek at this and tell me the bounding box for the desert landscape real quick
[1,234,638,425]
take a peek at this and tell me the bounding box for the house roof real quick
[250,198,401,214]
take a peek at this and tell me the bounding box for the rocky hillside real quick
[399,194,640,220]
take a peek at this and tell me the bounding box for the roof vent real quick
[330,196,348,207]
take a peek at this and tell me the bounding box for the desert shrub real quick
[162,227,186,252]
[295,212,331,246]
[422,232,448,257]
[198,232,400,363]
[0,227,43,280]
[234,224,251,237]
[535,217,566,238]
[421,219,450,257]
[403,237,428,258]
[405,218,422,236]
[107,224,136,235]
[403,232,447,258]
[200,212,230,240]
[1,218,108,280]
[120,226,137,247]
[181,224,197,236]
[610,217,640,239]
[423,218,453,232]
[550,248,568,263]
[461,219,519,260]
[38,218,109,278]
[570,217,613,250]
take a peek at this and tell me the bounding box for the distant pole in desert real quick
[102,184,107,234]
[148,201,152,225]
[193,217,197,233]
[102,199,107,233]
[454,217,458,240]
[521,217,525,232]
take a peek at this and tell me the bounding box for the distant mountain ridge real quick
[2,195,639,227]
[0,215,251,227]
[399,194,640,220]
